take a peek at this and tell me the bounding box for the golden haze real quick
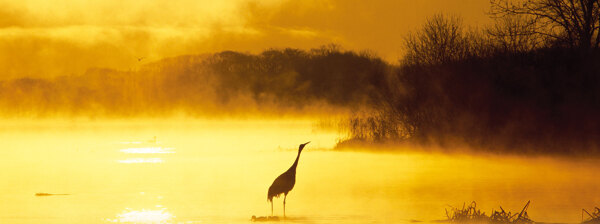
[4,1,596,224]
[0,0,490,79]
[1,119,599,223]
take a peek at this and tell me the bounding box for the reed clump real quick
[446,201,533,224]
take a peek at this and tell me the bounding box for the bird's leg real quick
[283,195,286,218]
[270,200,273,217]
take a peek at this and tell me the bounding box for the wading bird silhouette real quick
[267,141,310,218]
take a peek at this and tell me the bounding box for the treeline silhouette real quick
[343,9,600,154]
[344,48,600,154]
[3,1,600,153]
[0,46,389,117]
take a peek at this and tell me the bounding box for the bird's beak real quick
[304,141,311,145]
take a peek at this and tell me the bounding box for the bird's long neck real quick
[287,149,302,173]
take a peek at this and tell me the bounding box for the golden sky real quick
[0,0,491,79]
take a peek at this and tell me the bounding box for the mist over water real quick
[2,0,600,223]
[1,118,598,224]
[0,48,384,118]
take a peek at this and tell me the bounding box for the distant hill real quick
[0,46,389,117]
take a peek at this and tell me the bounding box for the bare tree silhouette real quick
[490,0,600,49]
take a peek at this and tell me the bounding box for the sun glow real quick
[0,0,491,80]
[107,208,174,223]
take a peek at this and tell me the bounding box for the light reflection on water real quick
[119,143,175,164]
[107,208,174,223]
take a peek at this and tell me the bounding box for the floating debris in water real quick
[490,201,533,224]
[35,193,70,196]
[446,201,533,224]
[446,201,489,224]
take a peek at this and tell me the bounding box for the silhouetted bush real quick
[350,47,600,153]
[339,12,600,154]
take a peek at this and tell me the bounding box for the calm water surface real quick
[1,119,599,224]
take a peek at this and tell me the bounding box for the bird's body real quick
[267,141,310,218]
[267,156,298,200]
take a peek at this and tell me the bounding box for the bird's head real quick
[299,141,310,152]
